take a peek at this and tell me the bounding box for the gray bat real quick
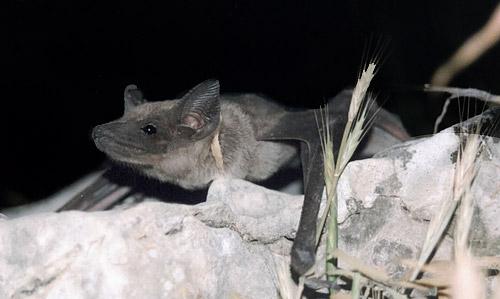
[60,80,409,275]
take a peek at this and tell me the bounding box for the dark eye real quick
[141,124,157,135]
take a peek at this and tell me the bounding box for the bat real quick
[58,79,409,275]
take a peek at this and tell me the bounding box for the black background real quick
[3,0,500,204]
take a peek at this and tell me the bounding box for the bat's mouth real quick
[94,135,145,154]
[92,126,147,160]
[94,138,153,169]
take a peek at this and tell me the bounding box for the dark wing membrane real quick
[256,89,413,274]
[256,91,350,274]
[57,169,132,212]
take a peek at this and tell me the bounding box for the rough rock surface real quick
[337,115,500,277]
[0,180,304,299]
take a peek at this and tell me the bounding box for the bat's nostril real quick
[92,126,103,140]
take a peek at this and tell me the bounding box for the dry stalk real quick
[431,3,500,86]
[314,63,377,299]
[425,85,500,133]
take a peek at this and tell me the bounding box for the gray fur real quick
[92,81,297,190]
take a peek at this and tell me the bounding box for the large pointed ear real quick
[124,84,146,113]
[177,80,221,139]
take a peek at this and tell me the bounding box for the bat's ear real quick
[177,79,221,140]
[124,84,146,113]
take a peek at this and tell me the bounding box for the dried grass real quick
[311,62,378,299]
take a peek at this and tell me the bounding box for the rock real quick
[336,110,500,278]
[0,179,303,299]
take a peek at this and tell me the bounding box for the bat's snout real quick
[91,125,110,152]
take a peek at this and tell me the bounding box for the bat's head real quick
[92,80,221,174]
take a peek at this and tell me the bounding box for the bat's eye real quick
[141,124,157,135]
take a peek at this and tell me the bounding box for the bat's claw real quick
[290,244,315,275]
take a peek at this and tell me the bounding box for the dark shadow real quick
[99,160,304,208]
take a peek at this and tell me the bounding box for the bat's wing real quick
[257,89,410,275]
[256,92,350,275]
[57,169,133,212]
[257,111,328,275]
[57,166,209,212]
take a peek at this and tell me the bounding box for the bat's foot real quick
[290,244,315,275]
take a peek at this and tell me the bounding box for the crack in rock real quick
[17,276,57,298]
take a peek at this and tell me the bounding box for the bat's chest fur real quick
[140,102,297,190]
